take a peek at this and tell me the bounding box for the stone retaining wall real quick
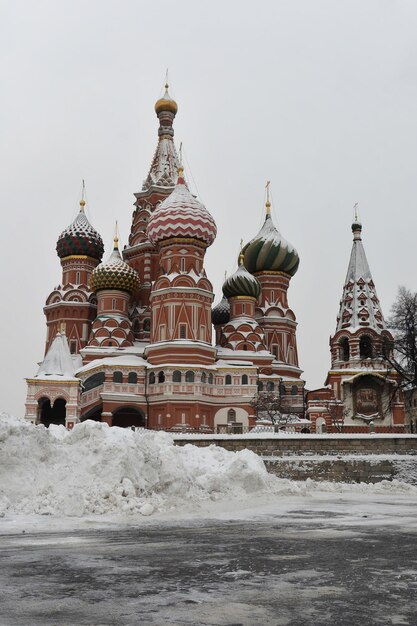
[173,436,417,483]
[173,435,417,456]
[263,458,404,483]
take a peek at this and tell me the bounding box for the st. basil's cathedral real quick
[24,84,406,433]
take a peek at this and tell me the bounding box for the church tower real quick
[44,194,104,355]
[307,212,405,432]
[145,163,217,365]
[88,231,140,349]
[241,186,302,379]
[123,83,180,341]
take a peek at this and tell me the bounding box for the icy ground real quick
[1,414,417,624]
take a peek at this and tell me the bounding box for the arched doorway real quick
[80,406,102,422]
[38,396,66,427]
[112,407,146,428]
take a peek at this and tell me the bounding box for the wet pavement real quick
[1,511,417,625]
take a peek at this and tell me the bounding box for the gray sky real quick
[1,0,417,417]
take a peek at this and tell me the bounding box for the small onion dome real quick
[155,83,178,116]
[223,255,261,300]
[56,200,104,260]
[211,295,231,325]
[90,236,139,294]
[242,212,299,277]
[147,168,217,247]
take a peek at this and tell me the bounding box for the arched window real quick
[158,371,165,383]
[340,337,350,361]
[360,335,373,359]
[225,374,232,385]
[143,318,151,332]
[173,370,182,383]
[291,385,298,396]
[267,381,274,391]
[113,371,123,384]
[201,372,207,384]
[243,344,248,351]
[208,373,214,385]
[128,372,137,384]
[242,374,248,385]
[227,409,236,423]
[83,372,105,391]
[279,383,286,396]
[185,371,195,383]
[149,372,155,385]
[257,381,264,392]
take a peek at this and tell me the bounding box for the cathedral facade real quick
[24,85,305,433]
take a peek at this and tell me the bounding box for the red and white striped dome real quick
[146,174,217,247]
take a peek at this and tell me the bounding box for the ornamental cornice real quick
[61,255,99,263]
[158,237,208,250]
[26,379,80,385]
[254,270,291,278]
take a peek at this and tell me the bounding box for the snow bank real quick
[1,413,416,520]
[0,413,273,518]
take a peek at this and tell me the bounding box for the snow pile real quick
[1,413,416,520]
[0,414,274,518]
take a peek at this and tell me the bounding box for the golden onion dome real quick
[90,235,139,294]
[155,83,178,115]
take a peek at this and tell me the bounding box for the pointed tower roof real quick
[335,214,386,334]
[35,329,78,380]
[142,81,180,191]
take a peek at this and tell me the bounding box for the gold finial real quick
[265,180,271,216]
[178,141,184,178]
[239,239,244,265]
[353,202,359,222]
[113,221,119,249]
[165,68,169,90]
[80,179,86,212]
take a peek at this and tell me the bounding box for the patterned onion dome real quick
[90,238,139,294]
[56,201,104,260]
[242,210,299,277]
[223,257,261,300]
[147,169,217,247]
[155,83,178,116]
[211,295,231,325]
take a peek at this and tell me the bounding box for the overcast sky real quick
[1,0,417,417]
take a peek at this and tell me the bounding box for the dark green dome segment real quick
[211,295,230,325]
[56,202,104,261]
[242,214,299,276]
[90,239,139,294]
[222,261,261,300]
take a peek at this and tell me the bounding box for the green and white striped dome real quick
[242,214,299,276]
[222,259,261,300]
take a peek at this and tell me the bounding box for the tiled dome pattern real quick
[90,248,140,294]
[211,295,231,325]
[56,210,104,261]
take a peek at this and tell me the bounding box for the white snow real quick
[1,413,416,526]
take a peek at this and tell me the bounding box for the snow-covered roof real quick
[76,354,148,376]
[35,332,78,380]
[335,222,386,335]
[143,137,180,190]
